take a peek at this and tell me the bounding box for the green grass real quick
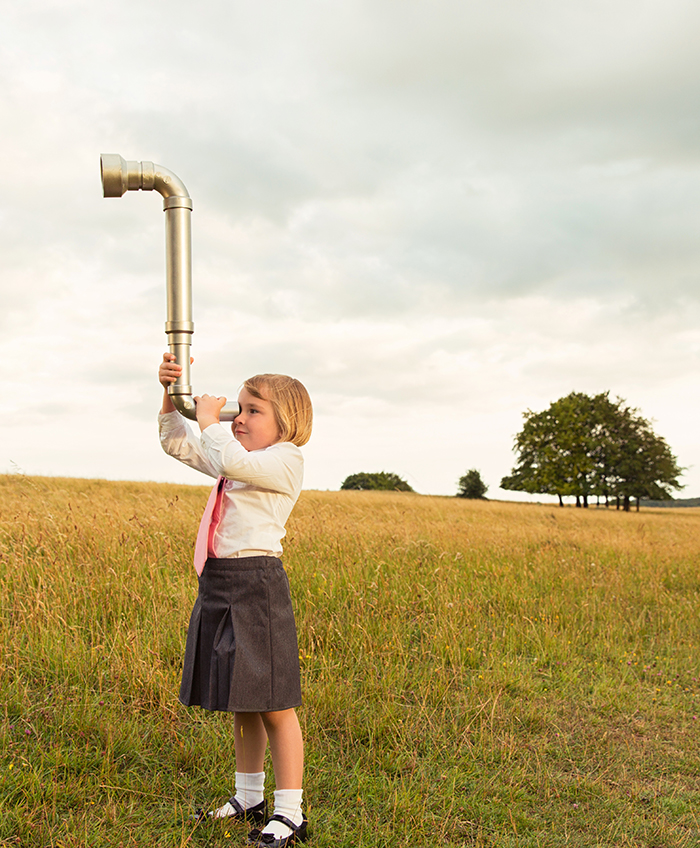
[1,473,699,846]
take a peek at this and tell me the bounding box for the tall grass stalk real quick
[1,474,699,846]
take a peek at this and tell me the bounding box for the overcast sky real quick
[2,0,699,499]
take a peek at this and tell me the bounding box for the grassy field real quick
[1,473,699,847]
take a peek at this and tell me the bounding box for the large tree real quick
[500,392,604,507]
[501,392,683,510]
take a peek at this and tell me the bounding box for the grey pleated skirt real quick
[179,556,302,713]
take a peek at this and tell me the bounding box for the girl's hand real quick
[194,393,227,432]
[159,352,195,414]
[159,352,194,387]
[159,352,181,388]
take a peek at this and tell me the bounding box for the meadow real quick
[1,472,699,847]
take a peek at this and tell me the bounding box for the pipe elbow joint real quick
[100,154,191,202]
[152,165,190,200]
[170,393,198,421]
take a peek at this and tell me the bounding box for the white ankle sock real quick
[262,789,304,839]
[233,771,265,809]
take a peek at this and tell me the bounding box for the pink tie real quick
[194,476,224,576]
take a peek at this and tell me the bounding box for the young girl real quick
[158,352,313,848]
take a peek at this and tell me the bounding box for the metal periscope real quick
[100,154,240,421]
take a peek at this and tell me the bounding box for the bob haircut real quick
[243,374,313,447]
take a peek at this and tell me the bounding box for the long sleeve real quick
[200,424,303,496]
[158,411,220,479]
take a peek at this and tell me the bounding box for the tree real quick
[500,392,683,510]
[340,471,414,492]
[457,469,488,499]
[605,405,683,511]
[500,392,605,507]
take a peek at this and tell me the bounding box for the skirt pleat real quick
[179,556,301,713]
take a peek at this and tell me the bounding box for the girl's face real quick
[233,388,282,451]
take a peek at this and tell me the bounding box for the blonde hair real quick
[243,374,313,447]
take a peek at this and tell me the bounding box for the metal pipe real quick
[100,154,240,421]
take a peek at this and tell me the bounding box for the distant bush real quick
[457,469,488,499]
[341,471,414,492]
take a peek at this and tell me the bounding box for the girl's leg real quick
[260,708,303,789]
[209,713,268,820]
[253,709,305,842]
[234,712,268,773]
[210,712,268,819]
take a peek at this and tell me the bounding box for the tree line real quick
[500,391,682,511]
[339,468,489,498]
[339,392,683,511]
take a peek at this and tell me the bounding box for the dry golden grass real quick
[1,475,699,847]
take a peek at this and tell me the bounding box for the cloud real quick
[1,0,700,497]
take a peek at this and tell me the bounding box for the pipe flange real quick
[163,196,193,211]
[141,161,155,191]
[101,154,128,197]
[165,321,195,334]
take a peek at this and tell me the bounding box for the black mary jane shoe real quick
[193,797,267,825]
[247,813,309,847]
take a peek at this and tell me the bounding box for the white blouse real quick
[158,412,304,558]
